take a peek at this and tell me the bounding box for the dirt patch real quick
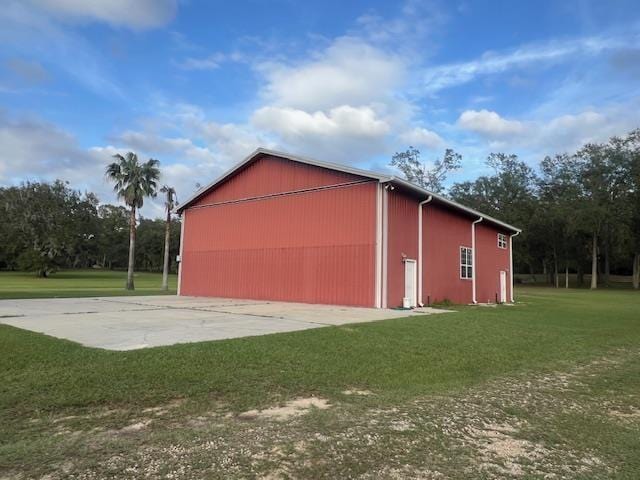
[465,422,548,476]
[609,407,640,421]
[142,398,185,416]
[238,397,330,421]
[342,389,374,396]
[103,419,152,437]
[120,420,151,432]
[25,349,636,479]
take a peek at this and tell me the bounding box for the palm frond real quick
[104,152,161,208]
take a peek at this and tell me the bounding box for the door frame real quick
[499,270,507,303]
[404,259,417,308]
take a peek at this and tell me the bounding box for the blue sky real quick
[1,0,639,216]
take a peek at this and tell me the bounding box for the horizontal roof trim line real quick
[175,147,521,233]
[176,147,391,213]
[182,179,375,210]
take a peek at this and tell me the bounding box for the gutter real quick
[472,216,483,304]
[417,195,433,307]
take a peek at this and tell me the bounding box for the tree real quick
[135,218,181,272]
[450,152,538,274]
[105,152,160,290]
[97,205,130,269]
[537,154,585,287]
[160,185,178,291]
[391,147,461,193]
[621,129,640,289]
[0,181,98,276]
[575,140,631,289]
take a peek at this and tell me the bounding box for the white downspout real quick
[417,195,433,307]
[471,217,483,304]
[381,184,391,308]
[510,231,520,303]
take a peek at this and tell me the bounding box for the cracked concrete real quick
[0,296,450,350]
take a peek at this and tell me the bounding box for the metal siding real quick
[422,203,473,304]
[181,182,377,307]
[192,155,367,206]
[475,223,511,303]
[386,190,419,308]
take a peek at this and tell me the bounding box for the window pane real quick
[461,266,466,278]
[468,267,472,278]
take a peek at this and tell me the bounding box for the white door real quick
[404,259,417,308]
[499,271,507,303]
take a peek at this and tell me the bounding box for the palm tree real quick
[160,185,178,291]
[105,152,160,290]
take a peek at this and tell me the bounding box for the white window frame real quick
[460,246,473,280]
[497,233,507,249]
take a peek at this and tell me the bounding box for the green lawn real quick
[1,287,639,478]
[0,269,177,299]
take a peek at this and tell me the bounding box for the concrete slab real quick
[0,296,450,350]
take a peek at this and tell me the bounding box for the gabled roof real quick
[176,147,521,233]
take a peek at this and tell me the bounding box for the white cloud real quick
[456,106,639,158]
[252,105,390,160]
[0,113,132,210]
[0,113,89,181]
[534,111,610,152]
[399,127,444,148]
[353,0,447,49]
[117,131,217,164]
[0,3,124,97]
[253,105,389,138]
[250,105,390,162]
[258,37,405,111]
[457,109,525,137]
[197,121,268,161]
[26,0,177,29]
[105,105,273,207]
[178,53,226,71]
[423,33,638,93]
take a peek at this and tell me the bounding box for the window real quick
[497,233,507,249]
[460,246,473,279]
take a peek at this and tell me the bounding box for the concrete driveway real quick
[0,296,448,350]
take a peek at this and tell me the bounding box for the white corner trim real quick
[471,216,483,304]
[374,183,383,308]
[177,212,185,296]
[417,196,433,307]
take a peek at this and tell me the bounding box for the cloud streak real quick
[423,32,640,93]
[26,0,178,29]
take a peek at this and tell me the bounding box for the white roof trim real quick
[175,147,521,233]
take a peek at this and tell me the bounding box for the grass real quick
[1,287,639,478]
[0,269,177,299]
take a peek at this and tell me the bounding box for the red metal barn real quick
[176,149,520,308]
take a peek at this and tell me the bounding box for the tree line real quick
[391,129,640,289]
[0,153,180,291]
[2,131,639,291]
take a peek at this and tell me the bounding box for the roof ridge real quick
[175,147,520,233]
